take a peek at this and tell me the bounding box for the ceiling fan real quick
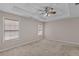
[75,3,79,5]
[38,6,56,16]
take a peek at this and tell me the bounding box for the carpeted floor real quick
[0,39,79,56]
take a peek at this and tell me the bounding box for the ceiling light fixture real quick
[39,6,56,16]
[75,3,79,5]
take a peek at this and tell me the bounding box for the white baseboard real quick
[45,39,79,47]
[0,39,42,52]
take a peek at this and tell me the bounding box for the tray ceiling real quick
[0,3,74,22]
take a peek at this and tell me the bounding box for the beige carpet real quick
[0,39,79,56]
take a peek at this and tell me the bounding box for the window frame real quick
[3,16,20,41]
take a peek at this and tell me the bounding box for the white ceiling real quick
[0,3,78,22]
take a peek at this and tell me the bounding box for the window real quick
[4,17,19,40]
[38,24,43,36]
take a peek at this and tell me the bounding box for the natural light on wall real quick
[4,17,19,40]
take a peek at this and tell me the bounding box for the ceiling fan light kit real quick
[39,6,56,17]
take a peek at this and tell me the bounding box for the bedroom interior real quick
[0,3,79,56]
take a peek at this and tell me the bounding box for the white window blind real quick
[38,24,43,36]
[4,18,19,40]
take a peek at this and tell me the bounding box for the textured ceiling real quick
[0,3,78,22]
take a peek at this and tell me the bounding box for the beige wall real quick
[0,15,3,48]
[0,11,43,51]
[1,10,79,51]
[45,17,79,44]
[20,17,43,43]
